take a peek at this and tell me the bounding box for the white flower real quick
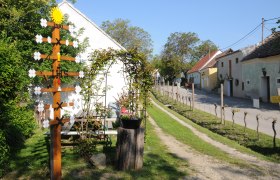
[74,101,80,110]
[65,39,69,46]
[57,86,62,92]
[47,36,52,43]
[43,119,49,128]
[40,18,47,28]
[69,25,74,33]
[75,56,81,63]
[33,51,41,61]
[75,85,81,94]
[69,25,75,37]
[28,69,36,78]
[70,115,75,124]
[73,40,78,48]
[81,54,88,63]
[38,102,44,112]
[34,86,41,95]
[35,34,43,43]
[79,71,84,78]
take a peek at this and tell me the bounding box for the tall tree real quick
[193,40,218,61]
[160,32,218,81]
[271,19,280,32]
[0,0,55,175]
[160,32,199,81]
[101,19,153,58]
[150,55,162,69]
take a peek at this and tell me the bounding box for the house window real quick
[242,82,244,90]
[236,58,239,64]
[235,79,239,86]
[277,78,280,84]
[221,62,224,67]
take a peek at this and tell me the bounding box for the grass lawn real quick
[152,90,280,163]
[4,120,189,179]
[147,103,254,168]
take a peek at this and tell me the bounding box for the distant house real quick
[216,46,256,97]
[242,32,280,102]
[187,50,221,88]
[200,49,232,91]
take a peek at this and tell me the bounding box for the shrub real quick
[0,130,9,177]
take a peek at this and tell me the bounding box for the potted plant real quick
[115,90,143,129]
[120,114,142,129]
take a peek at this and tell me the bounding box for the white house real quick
[216,46,256,97]
[187,50,221,88]
[46,1,128,117]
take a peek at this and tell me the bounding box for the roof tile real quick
[187,50,220,73]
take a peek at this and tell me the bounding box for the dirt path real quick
[150,100,280,179]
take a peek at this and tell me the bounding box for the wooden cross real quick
[34,15,79,179]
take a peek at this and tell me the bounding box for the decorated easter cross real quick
[29,7,83,179]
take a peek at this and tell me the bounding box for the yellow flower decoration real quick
[51,7,64,24]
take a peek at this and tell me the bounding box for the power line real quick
[264,17,280,22]
[220,16,280,51]
[221,23,261,51]
[264,25,273,32]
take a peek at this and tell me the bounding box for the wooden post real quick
[192,83,194,111]
[50,24,62,180]
[220,83,224,124]
[164,81,166,96]
[167,81,169,97]
[116,127,144,170]
[277,88,280,108]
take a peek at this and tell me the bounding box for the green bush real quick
[0,38,36,176]
[0,130,9,177]
[3,104,36,150]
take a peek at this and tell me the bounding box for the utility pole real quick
[262,17,264,44]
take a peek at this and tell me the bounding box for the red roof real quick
[201,49,234,70]
[187,50,220,74]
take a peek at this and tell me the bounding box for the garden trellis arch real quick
[81,48,153,133]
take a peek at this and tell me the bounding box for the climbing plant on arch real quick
[82,48,154,124]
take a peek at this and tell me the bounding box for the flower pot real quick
[121,118,142,129]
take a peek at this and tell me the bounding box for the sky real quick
[58,0,280,55]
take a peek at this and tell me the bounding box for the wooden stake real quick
[192,83,194,111]
[220,84,224,124]
[50,25,62,180]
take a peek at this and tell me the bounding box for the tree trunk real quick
[116,127,144,170]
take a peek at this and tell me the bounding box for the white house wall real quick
[217,51,244,97]
[242,55,280,102]
[217,46,256,98]
[42,2,128,117]
[188,72,200,87]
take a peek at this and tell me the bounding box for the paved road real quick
[157,85,280,138]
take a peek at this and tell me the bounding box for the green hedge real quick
[0,131,9,177]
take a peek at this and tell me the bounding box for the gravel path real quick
[150,100,280,179]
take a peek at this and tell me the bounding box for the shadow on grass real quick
[247,146,280,162]
[7,135,50,179]
[62,147,188,179]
